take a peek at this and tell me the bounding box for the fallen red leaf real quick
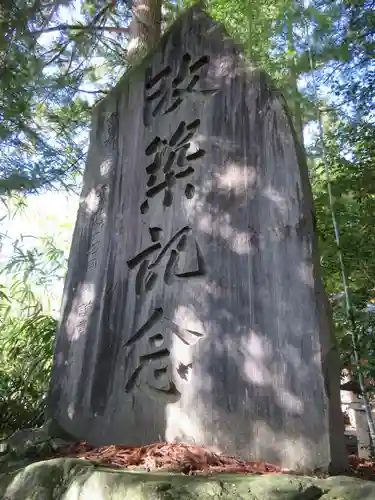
[53,441,282,475]
[43,442,375,481]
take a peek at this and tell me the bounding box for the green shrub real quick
[0,312,56,438]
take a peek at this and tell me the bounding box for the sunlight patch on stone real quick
[66,283,95,341]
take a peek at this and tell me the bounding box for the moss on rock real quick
[0,458,374,500]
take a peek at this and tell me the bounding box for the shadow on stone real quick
[46,4,347,474]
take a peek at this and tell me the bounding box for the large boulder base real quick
[1,458,375,500]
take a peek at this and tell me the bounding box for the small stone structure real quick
[47,5,347,472]
[341,370,374,458]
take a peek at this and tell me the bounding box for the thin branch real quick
[90,0,118,27]
[32,24,130,36]
[42,40,71,68]
[65,85,110,95]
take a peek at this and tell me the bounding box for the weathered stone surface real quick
[47,5,346,472]
[0,422,75,475]
[1,458,375,500]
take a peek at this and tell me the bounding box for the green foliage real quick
[0,0,133,195]
[0,312,56,437]
[0,225,66,438]
[311,108,375,377]
[0,1,86,193]
[333,303,375,379]
[312,118,375,300]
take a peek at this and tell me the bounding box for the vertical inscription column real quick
[76,111,119,414]
[124,53,218,402]
[76,108,117,343]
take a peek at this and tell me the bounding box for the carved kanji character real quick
[123,309,204,401]
[140,120,205,213]
[126,226,205,296]
[143,54,215,126]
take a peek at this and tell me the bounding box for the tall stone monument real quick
[48,6,347,472]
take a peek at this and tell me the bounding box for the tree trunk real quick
[127,0,162,61]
